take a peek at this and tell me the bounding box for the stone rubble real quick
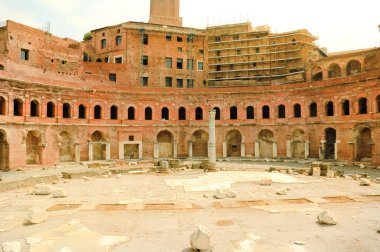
[190,225,213,252]
[32,183,52,195]
[2,241,21,252]
[360,178,371,186]
[52,188,67,198]
[276,188,288,195]
[24,209,48,225]
[213,189,226,199]
[317,210,337,225]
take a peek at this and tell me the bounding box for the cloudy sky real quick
[1,0,379,52]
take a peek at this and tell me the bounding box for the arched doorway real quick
[26,131,42,164]
[259,129,274,158]
[157,130,173,158]
[91,131,106,160]
[356,128,372,162]
[192,130,208,157]
[324,128,336,159]
[291,129,305,158]
[59,131,74,162]
[0,130,9,171]
[226,130,242,157]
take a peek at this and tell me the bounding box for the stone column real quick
[119,142,124,160]
[188,141,193,158]
[153,141,159,159]
[241,141,245,157]
[334,140,340,160]
[305,140,310,158]
[255,141,260,158]
[208,110,216,163]
[88,142,93,161]
[75,144,81,164]
[319,140,326,159]
[106,142,111,160]
[138,142,143,159]
[222,141,227,158]
[173,141,178,158]
[273,141,278,158]
[286,140,292,158]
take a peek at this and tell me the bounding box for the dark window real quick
[262,105,270,119]
[255,48,260,54]
[187,34,193,43]
[104,57,109,63]
[161,107,169,120]
[342,100,350,115]
[233,34,239,40]
[145,107,152,120]
[278,105,286,118]
[115,57,122,64]
[20,49,29,60]
[110,105,118,120]
[62,103,71,118]
[246,106,254,119]
[109,73,116,82]
[195,107,203,120]
[177,79,183,88]
[165,57,172,68]
[213,107,220,120]
[292,38,297,46]
[0,64,4,70]
[128,107,135,120]
[30,100,39,117]
[230,106,237,120]
[141,77,148,86]
[199,49,204,54]
[47,102,55,118]
[216,65,221,71]
[177,58,183,69]
[229,64,234,70]
[309,102,317,117]
[187,79,194,88]
[94,105,102,119]
[187,59,193,70]
[179,107,186,120]
[83,53,91,62]
[252,63,257,67]
[129,135,134,141]
[142,55,148,65]
[376,95,380,113]
[165,77,172,87]
[326,101,334,116]
[96,58,102,63]
[294,104,301,118]
[13,99,23,116]
[177,47,183,52]
[101,39,106,49]
[215,36,221,42]
[198,62,204,70]
[358,97,367,114]
[0,97,4,115]
[143,34,148,45]
[166,34,172,41]
[78,104,86,119]
[114,36,122,46]
[236,49,241,55]
[216,51,221,56]
[177,36,183,42]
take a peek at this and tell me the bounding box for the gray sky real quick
[1,0,379,52]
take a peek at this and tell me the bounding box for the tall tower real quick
[149,0,183,27]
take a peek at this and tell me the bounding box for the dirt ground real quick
[0,162,379,252]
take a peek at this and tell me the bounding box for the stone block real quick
[2,241,21,252]
[213,189,226,199]
[276,188,287,195]
[24,209,48,225]
[326,170,335,178]
[360,178,371,186]
[312,167,321,177]
[225,189,237,198]
[33,183,52,195]
[317,210,337,225]
[190,225,213,252]
[52,188,67,198]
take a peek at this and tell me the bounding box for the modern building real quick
[0,0,379,170]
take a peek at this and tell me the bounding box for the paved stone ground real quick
[0,162,380,251]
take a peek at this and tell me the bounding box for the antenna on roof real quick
[44,21,51,35]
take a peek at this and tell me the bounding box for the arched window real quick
[278,104,286,118]
[328,64,341,78]
[178,107,186,120]
[246,106,254,119]
[128,107,135,120]
[213,107,220,120]
[0,96,6,115]
[162,107,169,120]
[262,105,270,119]
[96,58,102,63]
[326,101,334,116]
[377,95,380,113]
[115,36,122,46]
[358,97,367,114]
[62,103,71,118]
[195,107,203,120]
[342,100,350,116]
[30,100,39,117]
[294,104,301,118]
[230,106,237,120]
[78,104,86,119]
[47,102,55,118]
[110,105,118,120]
[309,102,317,117]
[0,64,4,70]
[145,107,152,120]
[346,60,361,76]
[311,66,323,81]
[13,99,23,116]
[94,105,102,119]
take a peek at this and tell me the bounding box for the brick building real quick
[0,0,379,170]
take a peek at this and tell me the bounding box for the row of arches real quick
[312,59,362,81]
[2,96,380,120]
